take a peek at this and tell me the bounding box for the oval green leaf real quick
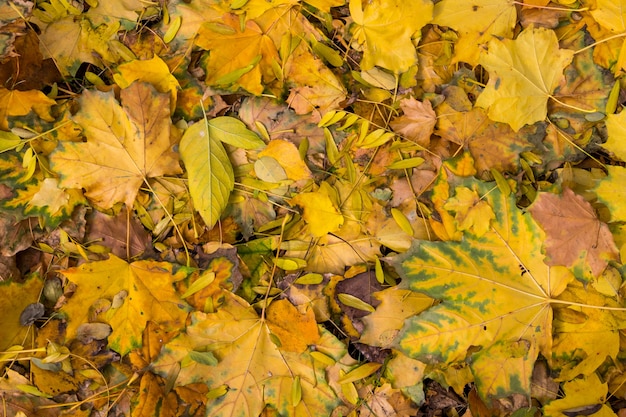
[180,121,235,229]
[209,116,265,149]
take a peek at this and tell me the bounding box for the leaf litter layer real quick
[3,0,626,416]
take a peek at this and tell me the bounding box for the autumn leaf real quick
[391,177,569,400]
[195,13,279,94]
[601,110,626,161]
[389,97,436,147]
[435,89,535,174]
[590,0,626,73]
[37,17,133,77]
[349,0,433,73]
[476,25,574,131]
[152,291,344,417]
[179,119,235,230]
[291,189,344,237]
[0,87,56,130]
[3,177,85,228]
[543,373,615,417]
[550,280,626,381]
[113,56,180,111]
[594,166,626,222]
[0,277,43,354]
[59,255,192,355]
[285,46,347,117]
[50,82,182,209]
[529,188,619,279]
[432,0,516,65]
[258,139,312,181]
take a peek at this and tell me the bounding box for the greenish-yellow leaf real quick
[180,120,235,229]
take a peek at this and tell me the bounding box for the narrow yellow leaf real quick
[275,257,307,271]
[387,157,424,170]
[294,273,324,285]
[391,208,413,236]
[291,375,302,406]
[181,271,216,299]
[337,293,375,313]
[163,15,182,44]
[310,351,336,365]
[337,362,382,384]
[374,257,384,284]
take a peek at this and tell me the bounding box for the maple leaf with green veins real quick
[390,177,626,401]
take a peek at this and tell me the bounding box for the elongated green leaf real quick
[209,116,265,149]
[180,121,235,229]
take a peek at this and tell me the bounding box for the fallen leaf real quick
[179,119,235,229]
[0,87,56,129]
[291,190,344,237]
[433,0,516,65]
[391,177,572,400]
[529,188,618,279]
[152,291,345,417]
[258,139,312,181]
[285,46,347,118]
[196,13,279,94]
[389,97,436,147]
[543,373,614,417]
[350,0,433,73]
[113,56,180,111]
[50,83,182,209]
[476,25,574,131]
[0,277,43,354]
[59,255,191,355]
[595,166,626,222]
[266,299,320,353]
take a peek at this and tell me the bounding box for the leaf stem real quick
[574,32,626,55]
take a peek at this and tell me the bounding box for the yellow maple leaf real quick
[443,186,495,237]
[389,97,436,147]
[432,0,516,65]
[38,16,133,76]
[590,0,626,73]
[152,291,344,416]
[475,25,574,132]
[291,189,344,237]
[113,56,180,111]
[0,277,43,355]
[350,0,433,73]
[266,299,320,352]
[0,87,56,130]
[195,13,279,94]
[258,139,312,181]
[59,255,191,356]
[285,46,347,117]
[50,82,182,209]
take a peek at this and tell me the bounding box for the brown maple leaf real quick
[389,97,436,147]
[529,188,619,278]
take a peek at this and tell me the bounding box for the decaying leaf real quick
[529,188,618,279]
